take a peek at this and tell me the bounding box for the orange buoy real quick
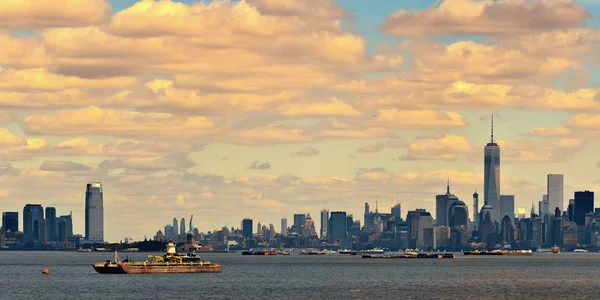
[42,268,50,274]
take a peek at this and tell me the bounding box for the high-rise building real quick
[547,174,564,213]
[180,218,186,235]
[2,212,18,233]
[85,182,104,242]
[500,195,515,224]
[320,209,329,238]
[173,218,179,236]
[328,211,347,240]
[293,214,306,234]
[45,207,57,242]
[473,191,479,225]
[435,181,459,226]
[484,115,500,223]
[391,203,401,223]
[23,204,44,242]
[242,218,253,239]
[574,191,594,226]
[280,218,287,236]
[448,201,469,228]
[57,214,73,242]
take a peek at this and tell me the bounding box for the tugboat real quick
[93,241,221,274]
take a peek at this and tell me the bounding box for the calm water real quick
[1,251,599,299]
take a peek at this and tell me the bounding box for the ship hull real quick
[93,263,222,274]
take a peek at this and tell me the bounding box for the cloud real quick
[369,110,468,129]
[39,160,91,172]
[279,98,361,117]
[250,161,272,170]
[0,68,138,92]
[525,126,572,137]
[291,146,320,157]
[381,0,590,37]
[402,135,473,161]
[357,143,385,153]
[354,168,393,182]
[0,0,111,29]
[21,106,217,138]
[497,138,583,163]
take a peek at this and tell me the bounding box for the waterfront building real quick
[180,218,186,236]
[574,191,594,226]
[2,212,18,233]
[479,206,495,244]
[435,181,459,226]
[320,209,329,239]
[406,209,433,249]
[45,207,57,242]
[501,216,513,245]
[328,211,347,241]
[293,214,305,235]
[391,203,401,223]
[242,218,253,239]
[57,213,73,243]
[499,195,515,224]
[547,174,564,213]
[280,218,287,236]
[449,201,469,228]
[484,116,501,223]
[173,218,179,237]
[23,204,44,242]
[472,191,479,227]
[85,182,104,242]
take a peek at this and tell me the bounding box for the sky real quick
[1,0,600,242]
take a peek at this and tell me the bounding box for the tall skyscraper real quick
[499,195,515,224]
[242,218,253,238]
[320,209,329,238]
[472,190,479,225]
[85,182,104,242]
[2,212,18,233]
[435,181,458,226]
[293,214,306,234]
[180,218,186,235]
[281,218,287,236]
[547,174,564,212]
[391,203,401,222]
[328,211,347,240]
[57,213,73,243]
[45,207,57,242]
[484,116,500,223]
[573,191,594,226]
[23,204,44,242]
[173,218,179,236]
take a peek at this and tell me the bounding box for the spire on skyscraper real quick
[491,114,494,143]
[446,177,451,197]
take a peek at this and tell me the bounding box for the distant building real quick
[391,203,401,223]
[501,216,513,244]
[472,191,479,226]
[407,209,433,249]
[45,207,57,242]
[280,218,287,236]
[57,214,73,243]
[547,174,564,214]
[484,116,501,223]
[328,211,347,241]
[435,181,459,226]
[320,209,329,238]
[242,218,253,239]
[180,218,186,236]
[23,204,44,242]
[574,191,594,226]
[173,218,179,236]
[2,212,18,233]
[85,182,104,242]
[499,195,515,224]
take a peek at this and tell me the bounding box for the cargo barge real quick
[362,252,455,259]
[463,250,533,256]
[93,241,222,274]
[241,250,277,255]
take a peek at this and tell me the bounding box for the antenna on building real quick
[491,114,494,143]
[376,196,379,214]
[396,192,399,205]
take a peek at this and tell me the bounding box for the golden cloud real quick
[402,135,473,161]
[381,0,590,36]
[0,0,111,29]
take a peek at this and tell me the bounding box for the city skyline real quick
[1,0,600,242]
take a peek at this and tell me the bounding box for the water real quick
[1,251,599,299]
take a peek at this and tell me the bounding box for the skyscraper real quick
[329,211,347,240]
[573,191,594,226]
[391,203,401,222]
[242,218,253,239]
[435,181,458,226]
[57,213,73,242]
[2,212,18,233]
[499,195,515,224]
[547,174,564,212]
[23,204,44,242]
[281,218,287,236]
[320,209,329,238]
[293,214,306,234]
[472,190,479,225]
[45,207,57,242]
[180,218,186,235]
[173,218,179,236]
[484,116,500,223]
[85,182,104,242]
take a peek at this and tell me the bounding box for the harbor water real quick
[1,251,599,299]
